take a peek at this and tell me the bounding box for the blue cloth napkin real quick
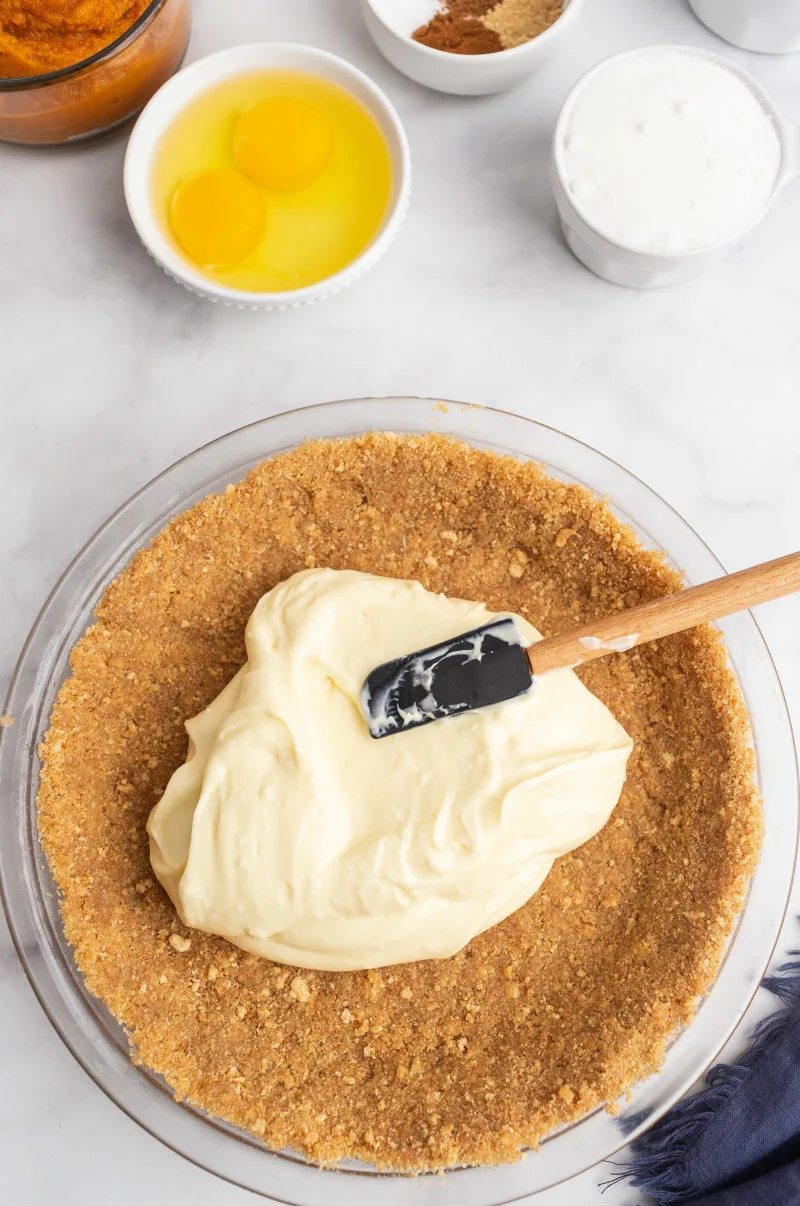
[620,956,800,1204]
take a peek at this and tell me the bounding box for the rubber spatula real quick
[362,550,800,739]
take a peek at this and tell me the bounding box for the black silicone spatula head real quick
[362,552,800,739]
[361,618,533,739]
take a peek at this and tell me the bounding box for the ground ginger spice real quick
[484,0,563,47]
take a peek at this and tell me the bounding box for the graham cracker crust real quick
[37,433,762,1171]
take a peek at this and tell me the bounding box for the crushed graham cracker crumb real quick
[37,433,761,1172]
[289,976,312,1003]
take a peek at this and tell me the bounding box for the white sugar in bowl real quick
[551,45,800,289]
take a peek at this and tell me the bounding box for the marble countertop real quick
[2,0,799,1203]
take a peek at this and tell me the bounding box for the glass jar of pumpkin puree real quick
[0,0,191,145]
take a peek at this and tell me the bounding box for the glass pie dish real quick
[0,397,796,1204]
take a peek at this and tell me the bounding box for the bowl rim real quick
[0,0,171,91]
[1,396,797,1203]
[123,43,412,307]
[551,42,792,261]
[362,0,585,62]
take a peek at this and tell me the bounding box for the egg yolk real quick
[233,97,334,192]
[170,169,264,268]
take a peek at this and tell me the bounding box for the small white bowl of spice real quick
[361,0,583,95]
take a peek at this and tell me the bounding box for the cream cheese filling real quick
[148,568,632,971]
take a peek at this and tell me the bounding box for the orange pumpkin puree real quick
[0,0,151,77]
[0,0,189,144]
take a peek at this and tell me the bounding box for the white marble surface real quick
[1,0,799,1203]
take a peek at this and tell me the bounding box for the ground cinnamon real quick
[414,13,502,54]
[414,1,502,54]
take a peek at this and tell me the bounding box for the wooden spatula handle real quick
[527,551,800,676]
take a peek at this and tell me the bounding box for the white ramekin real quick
[124,43,411,310]
[360,0,584,96]
[689,0,800,54]
[551,45,800,289]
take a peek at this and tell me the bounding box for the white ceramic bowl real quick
[361,0,584,96]
[551,45,800,289]
[124,43,411,310]
[689,0,800,54]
